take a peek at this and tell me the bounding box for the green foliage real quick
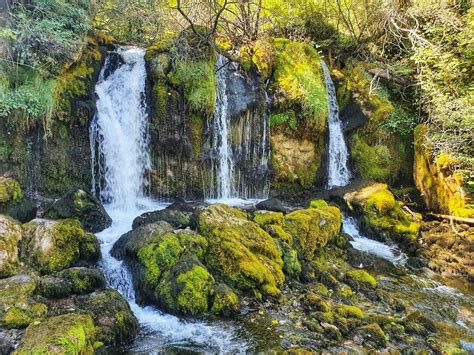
[379,105,417,137]
[269,111,298,131]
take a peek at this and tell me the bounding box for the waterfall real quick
[208,55,270,201]
[321,61,351,189]
[212,54,234,199]
[90,47,151,208]
[90,47,245,352]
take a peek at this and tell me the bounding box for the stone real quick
[1,199,37,223]
[0,215,22,278]
[43,189,112,233]
[132,207,191,229]
[256,198,287,213]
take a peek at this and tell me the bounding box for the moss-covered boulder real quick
[355,323,387,348]
[13,313,98,354]
[157,255,215,316]
[43,189,112,233]
[36,267,105,299]
[21,219,100,274]
[414,124,473,218]
[211,283,240,316]
[344,182,420,252]
[344,269,377,291]
[283,206,342,260]
[0,178,23,206]
[2,302,48,329]
[198,204,284,297]
[253,211,284,228]
[74,289,138,345]
[132,207,191,229]
[0,215,22,277]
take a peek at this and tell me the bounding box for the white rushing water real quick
[212,54,234,199]
[321,61,351,189]
[90,47,151,207]
[90,47,246,353]
[342,216,406,264]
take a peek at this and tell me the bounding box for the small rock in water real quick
[256,198,287,213]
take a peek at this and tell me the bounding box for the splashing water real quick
[90,47,151,207]
[90,47,247,353]
[321,60,351,189]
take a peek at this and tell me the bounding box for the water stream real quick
[90,47,246,353]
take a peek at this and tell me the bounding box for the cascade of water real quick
[321,61,351,189]
[208,55,270,201]
[90,47,245,352]
[90,47,151,208]
[212,54,234,199]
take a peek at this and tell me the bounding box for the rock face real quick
[413,124,473,218]
[342,182,421,254]
[43,189,112,233]
[0,215,22,277]
[21,219,100,274]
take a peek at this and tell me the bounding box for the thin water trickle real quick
[90,47,247,353]
[321,61,351,189]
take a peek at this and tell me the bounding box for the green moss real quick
[253,211,284,227]
[211,283,240,316]
[357,323,387,348]
[272,38,328,124]
[14,313,96,354]
[336,304,364,319]
[345,270,377,289]
[0,215,23,277]
[303,291,331,312]
[311,283,329,297]
[198,204,284,297]
[283,206,342,260]
[336,284,353,298]
[0,177,23,205]
[168,56,216,115]
[137,233,183,290]
[266,224,293,244]
[309,199,328,209]
[22,219,96,274]
[189,113,204,157]
[2,303,48,328]
[158,256,215,316]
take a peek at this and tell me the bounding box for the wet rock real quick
[1,199,37,223]
[344,269,377,291]
[198,204,284,297]
[406,256,426,271]
[211,283,240,316]
[14,313,98,354]
[43,189,112,233]
[132,207,191,229]
[21,219,101,274]
[74,289,138,345]
[355,323,387,348]
[0,215,22,277]
[283,206,342,260]
[256,198,287,213]
[36,267,105,299]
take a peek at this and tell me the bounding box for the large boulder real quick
[21,219,101,274]
[44,189,112,233]
[132,207,191,229]
[0,215,22,277]
[197,204,284,297]
[74,289,139,345]
[283,206,342,260]
[343,183,421,253]
[13,313,98,354]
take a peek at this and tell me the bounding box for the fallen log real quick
[367,68,410,86]
[427,213,474,226]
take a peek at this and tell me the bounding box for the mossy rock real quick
[14,313,97,354]
[336,304,364,319]
[132,208,191,229]
[309,199,328,209]
[253,211,285,228]
[344,269,377,291]
[283,206,342,261]
[344,183,421,250]
[74,289,138,345]
[302,291,331,313]
[21,219,101,274]
[0,215,23,277]
[36,267,105,299]
[0,177,23,206]
[176,230,209,260]
[198,204,284,297]
[2,302,48,329]
[211,283,240,316]
[157,255,215,316]
[355,323,387,348]
[43,189,112,233]
[402,310,437,336]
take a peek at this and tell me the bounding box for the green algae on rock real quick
[13,313,98,354]
[0,215,23,277]
[283,206,342,261]
[344,269,377,290]
[211,283,240,316]
[198,204,284,297]
[21,219,100,274]
[0,177,23,206]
